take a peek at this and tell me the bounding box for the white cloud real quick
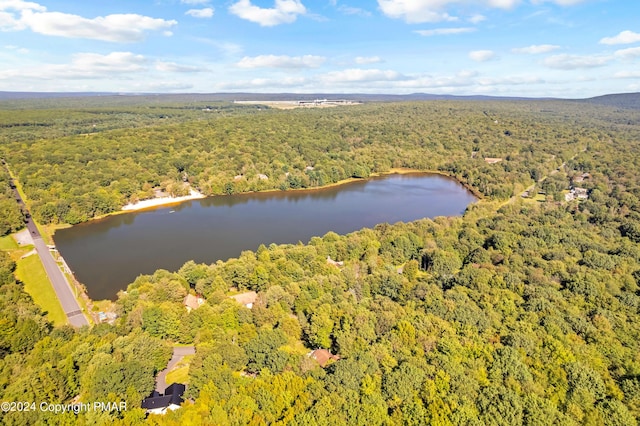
[614,71,640,79]
[181,0,210,4]
[614,47,640,59]
[476,75,545,86]
[391,70,479,90]
[377,0,456,23]
[71,52,147,72]
[0,51,149,81]
[229,0,306,26]
[236,54,325,68]
[355,56,382,64]
[192,37,243,55]
[533,0,590,5]
[377,0,518,23]
[415,27,475,36]
[0,2,177,42]
[0,0,45,30]
[185,8,215,18]
[4,44,28,53]
[469,50,496,62]
[23,12,176,42]
[0,1,46,12]
[600,30,640,45]
[543,54,610,69]
[337,5,371,16]
[218,76,308,90]
[487,0,519,7]
[129,81,195,92]
[321,68,405,83]
[0,12,19,30]
[469,14,486,24]
[155,62,205,73]
[512,44,560,54]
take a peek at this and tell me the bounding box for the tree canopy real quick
[2,96,640,424]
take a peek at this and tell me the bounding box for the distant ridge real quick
[3,91,637,105]
[0,91,112,100]
[0,91,554,102]
[578,92,640,110]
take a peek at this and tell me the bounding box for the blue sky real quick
[0,0,638,97]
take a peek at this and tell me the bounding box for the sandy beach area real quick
[122,189,206,211]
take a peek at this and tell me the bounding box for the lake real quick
[54,173,477,300]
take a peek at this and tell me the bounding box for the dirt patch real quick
[14,228,34,246]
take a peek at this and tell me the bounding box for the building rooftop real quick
[308,349,340,367]
[229,291,258,308]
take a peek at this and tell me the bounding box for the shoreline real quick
[121,189,206,212]
[254,168,481,196]
[62,168,481,229]
[50,168,481,306]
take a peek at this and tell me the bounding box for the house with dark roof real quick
[141,383,186,415]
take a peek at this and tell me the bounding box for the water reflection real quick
[55,173,476,300]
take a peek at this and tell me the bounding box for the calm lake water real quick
[55,173,477,300]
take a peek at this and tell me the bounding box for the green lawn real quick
[0,235,18,250]
[165,354,194,385]
[165,365,189,385]
[16,254,67,326]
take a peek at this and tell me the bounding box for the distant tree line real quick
[2,100,609,225]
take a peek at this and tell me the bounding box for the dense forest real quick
[0,167,23,236]
[2,99,601,225]
[1,96,640,424]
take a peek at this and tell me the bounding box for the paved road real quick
[6,170,89,327]
[155,346,196,393]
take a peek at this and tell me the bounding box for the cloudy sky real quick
[0,0,638,97]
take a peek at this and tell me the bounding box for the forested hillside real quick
[581,92,640,110]
[1,98,640,424]
[2,100,599,224]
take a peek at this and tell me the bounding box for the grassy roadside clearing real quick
[15,252,67,326]
[0,235,18,250]
[165,354,194,385]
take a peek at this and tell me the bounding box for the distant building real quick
[326,256,344,267]
[297,99,360,107]
[484,157,503,164]
[183,294,205,312]
[573,172,591,183]
[565,187,589,201]
[97,311,117,324]
[141,383,186,415]
[230,291,258,309]
[574,187,589,199]
[308,349,340,368]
